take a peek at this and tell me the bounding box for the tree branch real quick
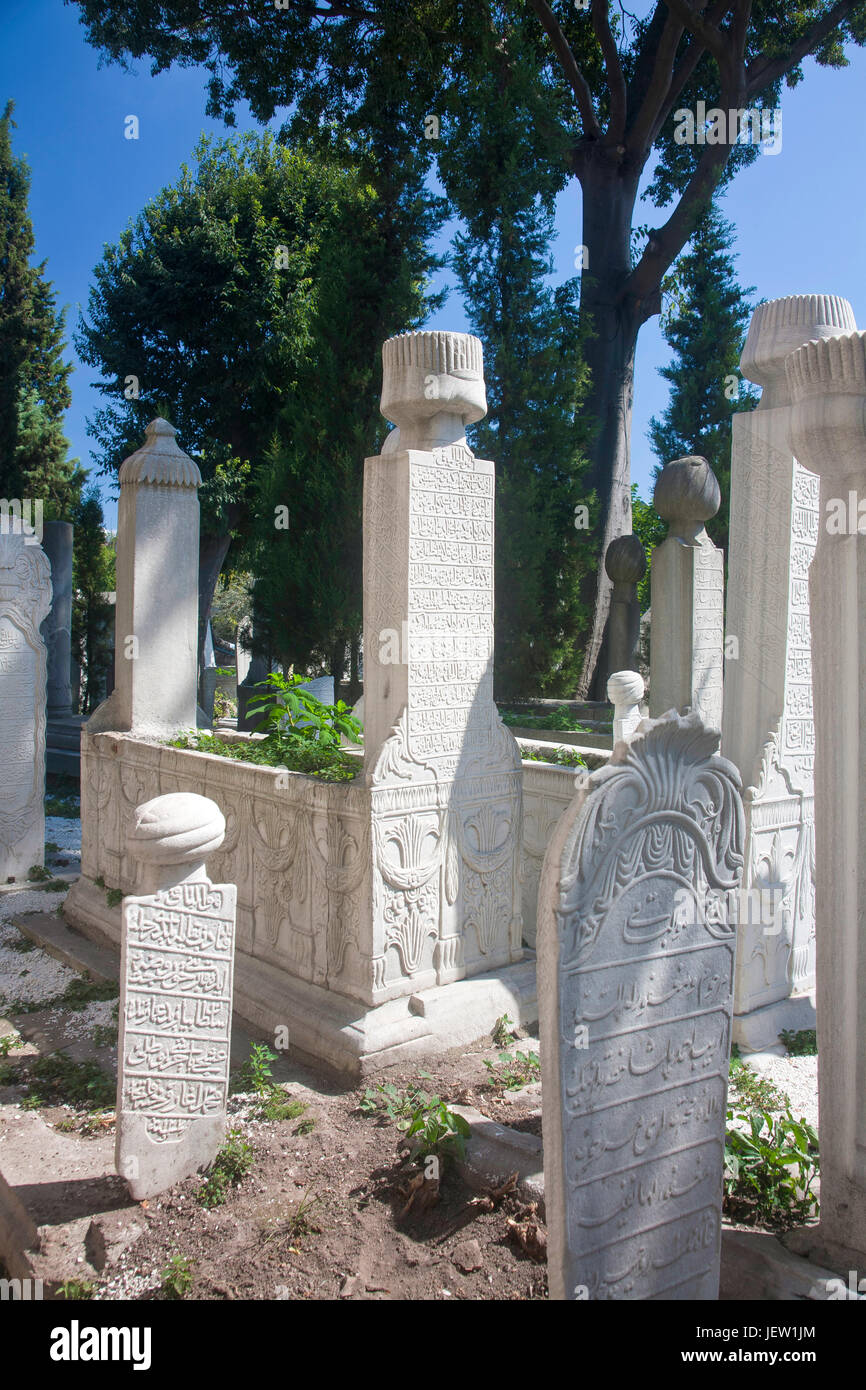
[746,0,860,98]
[662,0,728,62]
[626,5,685,154]
[624,134,731,311]
[592,0,628,140]
[529,0,602,138]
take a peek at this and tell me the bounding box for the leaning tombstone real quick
[116,792,236,1200]
[537,702,744,1299]
[0,531,52,881]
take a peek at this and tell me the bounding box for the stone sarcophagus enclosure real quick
[66,334,536,1074]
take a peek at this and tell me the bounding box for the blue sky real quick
[3,0,865,527]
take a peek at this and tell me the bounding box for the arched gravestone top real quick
[537,709,744,1300]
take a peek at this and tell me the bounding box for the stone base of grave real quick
[64,876,538,1076]
[784,1221,866,1280]
[732,990,817,1054]
[46,714,85,778]
[720,1228,863,1300]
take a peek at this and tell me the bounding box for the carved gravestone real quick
[724,296,856,1049]
[116,793,236,1199]
[537,711,744,1300]
[0,532,52,880]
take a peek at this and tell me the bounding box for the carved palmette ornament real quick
[554,713,744,968]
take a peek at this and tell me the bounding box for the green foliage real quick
[6,972,118,1017]
[0,1032,22,1056]
[500,706,596,734]
[724,1108,819,1229]
[57,1279,96,1300]
[90,1023,118,1048]
[245,673,362,748]
[491,1014,517,1048]
[71,489,116,715]
[484,1050,541,1091]
[234,1042,277,1096]
[404,1100,471,1162]
[728,1050,789,1112]
[19,1052,115,1113]
[0,102,81,516]
[649,206,759,557]
[518,744,588,769]
[360,1075,470,1160]
[197,1130,254,1208]
[27,865,51,882]
[167,730,359,783]
[160,1254,195,1300]
[780,1028,818,1056]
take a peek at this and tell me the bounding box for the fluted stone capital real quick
[119,418,202,488]
[654,455,720,545]
[740,294,856,411]
[608,670,645,744]
[380,330,487,450]
[127,793,225,868]
[787,330,866,485]
[604,533,647,587]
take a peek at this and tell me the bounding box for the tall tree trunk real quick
[575,163,644,699]
[197,530,234,705]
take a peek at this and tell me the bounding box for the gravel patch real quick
[748,1054,819,1130]
[0,888,77,1012]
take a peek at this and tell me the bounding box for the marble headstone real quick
[116,793,236,1199]
[0,532,52,880]
[537,710,744,1299]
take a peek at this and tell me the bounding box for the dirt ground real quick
[1,954,549,1301]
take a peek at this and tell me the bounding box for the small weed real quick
[44,797,79,818]
[27,865,52,882]
[19,1052,115,1113]
[779,1028,818,1057]
[160,1254,195,1300]
[404,1100,470,1161]
[725,1108,819,1229]
[233,1042,277,1097]
[57,1278,96,1300]
[45,842,60,855]
[484,1050,541,1091]
[94,876,105,889]
[6,936,36,954]
[294,1115,316,1136]
[264,1187,322,1247]
[197,1130,253,1208]
[358,1076,434,1124]
[0,1032,22,1056]
[91,1023,118,1048]
[491,1013,518,1048]
[728,1052,788,1111]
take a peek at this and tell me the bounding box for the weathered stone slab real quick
[0,532,52,881]
[537,711,744,1300]
[116,792,236,1199]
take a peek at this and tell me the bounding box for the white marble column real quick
[88,419,202,739]
[649,455,723,733]
[724,295,855,1052]
[787,329,866,1268]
